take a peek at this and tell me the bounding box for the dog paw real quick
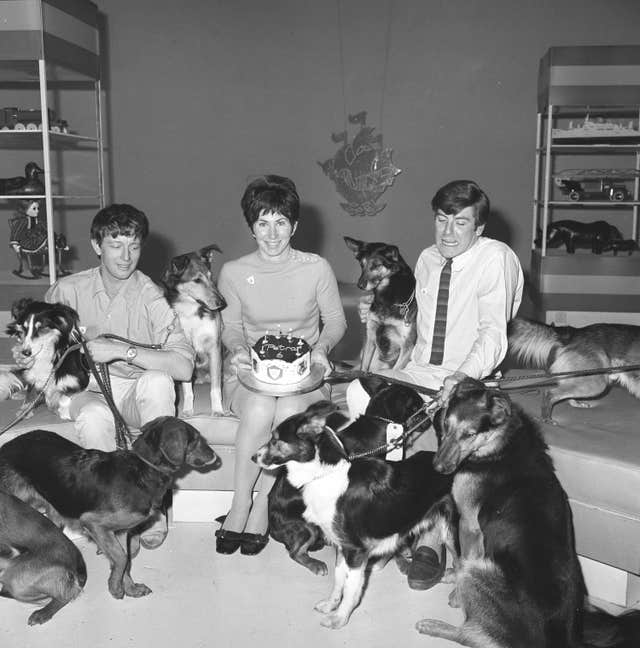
[28,608,55,625]
[125,582,152,598]
[448,587,461,608]
[314,598,338,614]
[182,408,195,418]
[320,613,348,629]
[109,584,125,599]
[568,398,595,409]
[210,409,227,417]
[442,567,457,584]
[416,618,451,636]
[305,559,328,576]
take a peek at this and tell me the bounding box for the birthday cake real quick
[251,332,311,386]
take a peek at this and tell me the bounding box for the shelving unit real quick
[0,0,104,284]
[531,46,640,325]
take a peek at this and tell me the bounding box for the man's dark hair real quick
[240,175,300,229]
[90,203,149,244]
[431,180,490,227]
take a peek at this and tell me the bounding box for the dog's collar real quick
[323,424,348,458]
[132,450,175,476]
[396,290,415,325]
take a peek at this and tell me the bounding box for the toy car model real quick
[0,107,68,133]
[558,178,628,202]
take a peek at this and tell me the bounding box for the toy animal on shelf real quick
[536,219,623,254]
[603,238,638,256]
[0,162,45,196]
[8,199,70,280]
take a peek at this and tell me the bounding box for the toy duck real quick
[0,162,45,196]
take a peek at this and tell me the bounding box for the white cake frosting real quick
[251,333,311,386]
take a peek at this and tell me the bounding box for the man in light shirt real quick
[347,179,524,589]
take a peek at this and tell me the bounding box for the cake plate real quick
[237,362,325,397]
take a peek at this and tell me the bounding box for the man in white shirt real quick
[347,179,524,589]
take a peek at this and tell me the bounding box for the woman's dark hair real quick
[240,175,300,229]
[90,203,149,244]
[431,180,490,227]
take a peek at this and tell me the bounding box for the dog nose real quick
[21,349,32,357]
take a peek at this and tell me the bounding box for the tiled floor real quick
[2,523,462,648]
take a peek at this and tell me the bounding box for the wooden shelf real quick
[0,130,98,148]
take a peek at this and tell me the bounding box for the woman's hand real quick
[311,347,333,378]
[229,344,251,373]
[440,371,468,404]
[358,293,374,323]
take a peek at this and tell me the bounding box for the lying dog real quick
[2,298,89,414]
[254,400,452,629]
[344,236,417,371]
[267,376,432,575]
[0,489,86,625]
[0,416,219,599]
[508,317,640,422]
[416,378,640,647]
[163,244,226,417]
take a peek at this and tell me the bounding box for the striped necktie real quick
[429,258,452,365]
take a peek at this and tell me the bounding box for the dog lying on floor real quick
[0,489,86,625]
[162,244,227,417]
[266,376,433,575]
[1,298,89,414]
[508,317,640,422]
[344,237,417,371]
[416,378,640,648]
[0,416,219,599]
[254,399,452,629]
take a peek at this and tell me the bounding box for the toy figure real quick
[8,199,69,279]
[0,162,45,195]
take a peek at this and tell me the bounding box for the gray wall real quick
[2,0,639,286]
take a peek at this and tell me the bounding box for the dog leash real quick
[326,368,440,397]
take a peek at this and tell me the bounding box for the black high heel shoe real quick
[214,514,243,554]
[240,532,269,556]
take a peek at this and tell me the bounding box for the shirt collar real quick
[91,266,140,299]
[436,236,484,271]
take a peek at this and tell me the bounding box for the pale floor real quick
[2,522,464,648]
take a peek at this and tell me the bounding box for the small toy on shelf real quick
[535,219,623,255]
[554,168,640,203]
[552,115,640,143]
[0,107,69,133]
[603,238,638,256]
[8,199,70,279]
[0,162,45,196]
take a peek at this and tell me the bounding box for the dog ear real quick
[56,304,81,337]
[487,390,512,426]
[297,400,340,439]
[199,244,222,270]
[134,416,189,468]
[384,245,400,263]
[325,410,350,431]
[343,236,363,254]
[168,254,190,278]
[358,375,389,397]
[11,297,34,322]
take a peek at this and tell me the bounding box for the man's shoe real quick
[407,545,446,590]
[140,512,168,550]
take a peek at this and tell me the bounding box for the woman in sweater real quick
[216,175,346,555]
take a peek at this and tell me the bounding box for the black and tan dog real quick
[416,378,640,648]
[266,376,432,575]
[0,489,86,625]
[508,317,640,422]
[344,236,417,371]
[162,244,227,417]
[0,416,219,600]
[254,400,451,629]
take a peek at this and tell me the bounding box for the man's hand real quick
[86,337,129,364]
[358,293,374,323]
[11,343,34,370]
[440,371,468,404]
[228,344,251,373]
[311,347,332,378]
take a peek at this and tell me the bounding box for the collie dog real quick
[2,298,88,414]
[508,317,640,422]
[162,245,226,416]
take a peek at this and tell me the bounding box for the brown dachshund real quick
[0,489,86,625]
[0,416,220,599]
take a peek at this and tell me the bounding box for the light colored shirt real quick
[403,236,523,390]
[218,249,346,356]
[45,266,193,379]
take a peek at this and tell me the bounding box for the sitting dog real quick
[163,245,226,417]
[537,219,623,254]
[2,298,89,414]
[508,317,640,422]
[267,376,432,575]
[254,400,452,629]
[0,416,219,599]
[0,489,86,625]
[416,378,640,647]
[344,236,417,371]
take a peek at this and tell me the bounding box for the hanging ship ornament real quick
[319,111,401,217]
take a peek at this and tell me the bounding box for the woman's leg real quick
[244,387,327,535]
[223,385,277,534]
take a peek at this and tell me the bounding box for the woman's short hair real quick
[241,175,300,229]
[431,180,490,227]
[90,203,149,244]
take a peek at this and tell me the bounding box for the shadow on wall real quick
[295,203,325,254]
[139,232,176,283]
[484,209,517,247]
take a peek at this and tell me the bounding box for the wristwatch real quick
[125,346,138,365]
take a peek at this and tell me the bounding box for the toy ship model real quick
[552,116,640,143]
